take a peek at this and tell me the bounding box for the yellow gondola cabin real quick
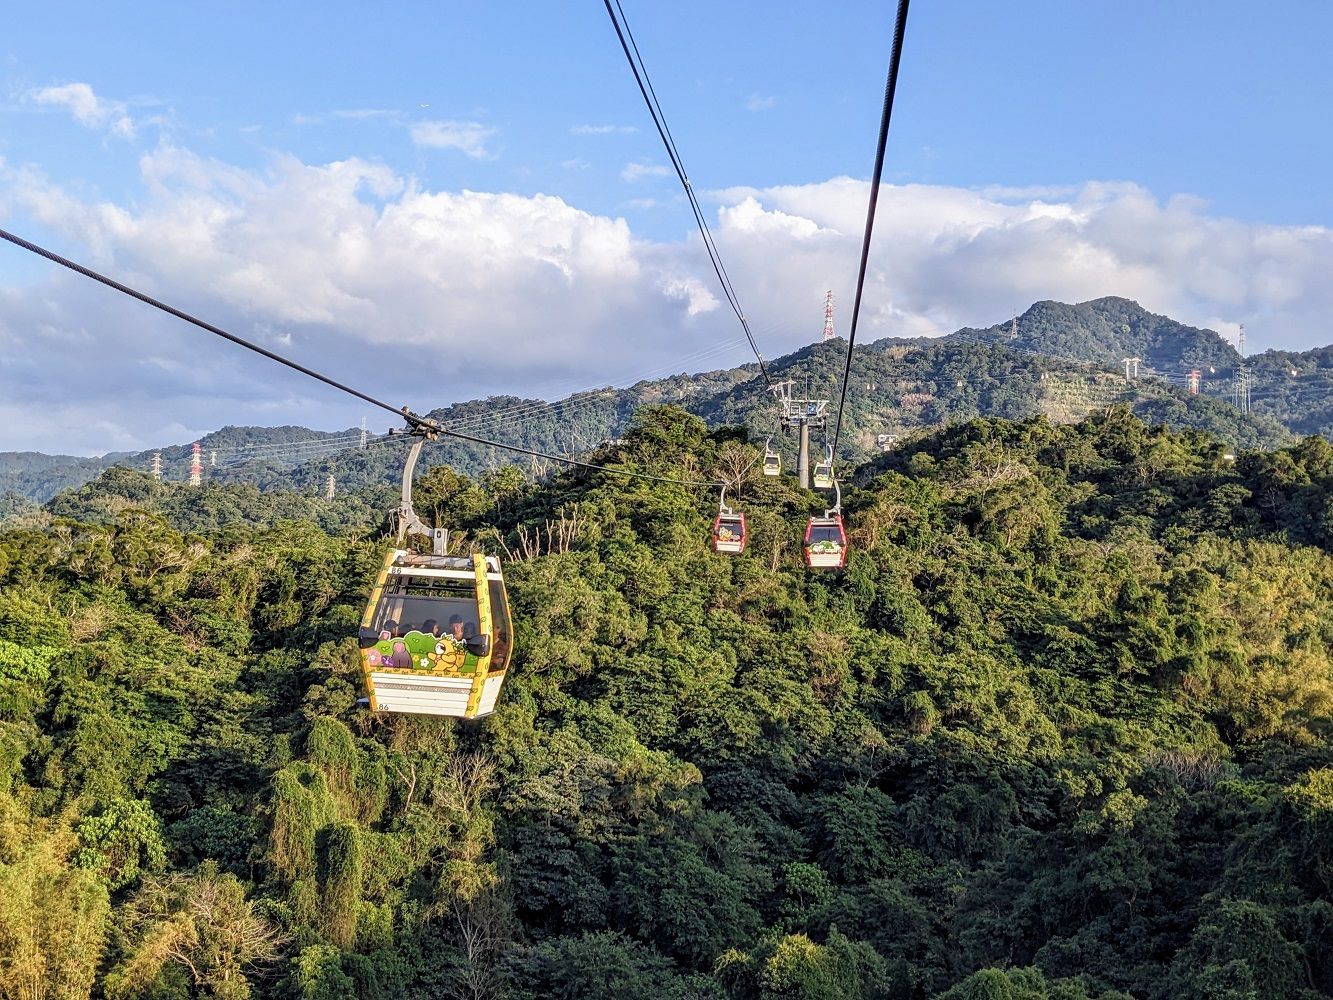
[359,550,513,718]
[357,431,514,719]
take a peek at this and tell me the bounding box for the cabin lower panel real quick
[806,552,846,569]
[369,672,476,717]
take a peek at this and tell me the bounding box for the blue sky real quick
[3,1,1332,453]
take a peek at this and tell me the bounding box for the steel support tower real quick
[1234,324,1251,414]
[773,380,829,490]
[821,291,836,342]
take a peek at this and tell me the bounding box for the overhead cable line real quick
[947,329,1249,391]
[830,0,911,458]
[220,432,368,458]
[216,433,404,473]
[444,339,748,434]
[602,0,774,390]
[217,433,397,467]
[0,227,720,491]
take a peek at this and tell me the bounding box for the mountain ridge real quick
[3,296,1326,505]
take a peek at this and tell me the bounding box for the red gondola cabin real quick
[804,515,846,569]
[712,511,748,554]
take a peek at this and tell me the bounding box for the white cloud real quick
[705,178,1333,351]
[570,124,636,136]
[0,149,714,450]
[410,119,497,158]
[28,82,135,138]
[745,94,776,112]
[659,276,719,317]
[3,149,1333,454]
[621,162,671,182]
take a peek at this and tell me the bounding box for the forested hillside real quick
[0,451,121,504]
[2,406,1332,998]
[1248,345,1333,439]
[4,297,1316,508]
[951,297,1240,373]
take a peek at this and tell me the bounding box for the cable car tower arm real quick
[396,433,449,554]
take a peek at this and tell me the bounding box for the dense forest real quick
[7,296,1328,508]
[1,404,1331,998]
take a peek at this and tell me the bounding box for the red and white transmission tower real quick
[821,290,835,342]
[1187,369,1201,395]
[189,442,203,487]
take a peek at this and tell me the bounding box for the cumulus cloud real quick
[2,148,1332,454]
[410,119,497,158]
[708,177,1333,350]
[0,148,722,451]
[28,82,135,138]
[621,162,671,182]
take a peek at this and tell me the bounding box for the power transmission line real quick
[0,226,722,491]
[602,0,774,390]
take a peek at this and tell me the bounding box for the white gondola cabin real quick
[804,515,847,570]
[712,511,747,554]
[763,440,781,477]
[812,445,834,489]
